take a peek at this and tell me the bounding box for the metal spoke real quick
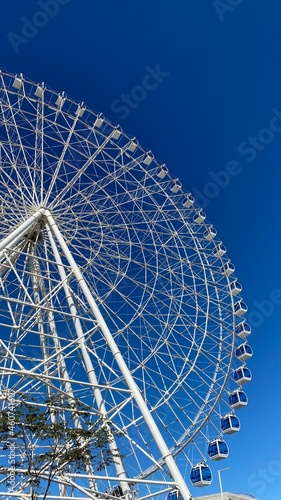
[0,70,251,500]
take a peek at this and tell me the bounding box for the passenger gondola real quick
[221,414,240,434]
[235,321,251,338]
[234,366,252,384]
[167,490,179,500]
[230,280,242,296]
[157,164,168,179]
[221,261,235,277]
[203,226,217,240]
[212,243,227,258]
[193,209,206,224]
[183,193,194,208]
[207,438,229,461]
[235,343,253,361]
[229,389,248,409]
[170,179,182,193]
[190,463,212,487]
[234,300,248,316]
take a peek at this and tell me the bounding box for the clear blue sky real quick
[1,1,281,499]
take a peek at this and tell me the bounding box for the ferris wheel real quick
[0,70,252,500]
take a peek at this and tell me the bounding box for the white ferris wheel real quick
[0,70,252,500]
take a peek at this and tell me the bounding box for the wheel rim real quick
[0,70,251,498]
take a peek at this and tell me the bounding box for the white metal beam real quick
[0,208,44,257]
[46,221,131,499]
[44,209,192,500]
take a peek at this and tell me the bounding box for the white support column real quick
[30,242,98,495]
[0,209,44,257]
[45,222,131,499]
[44,210,192,500]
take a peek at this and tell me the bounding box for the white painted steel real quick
[0,69,251,500]
[46,221,131,499]
[0,209,44,256]
[45,210,192,500]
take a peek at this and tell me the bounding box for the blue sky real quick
[1,1,281,499]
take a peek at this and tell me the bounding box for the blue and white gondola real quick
[229,389,248,409]
[207,439,229,461]
[234,366,252,384]
[143,152,153,165]
[167,490,179,500]
[221,414,240,434]
[190,463,212,487]
[157,164,168,179]
[213,243,227,258]
[183,193,194,208]
[234,300,248,316]
[235,321,251,338]
[170,179,182,193]
[235,343,253,361]
[203,226,217,240]
[221,261,235,277]
[230,280,242,296]
[193,209,206,224]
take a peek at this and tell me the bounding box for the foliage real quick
[0,394,121,499]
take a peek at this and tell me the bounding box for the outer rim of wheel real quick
[0,69,251,482]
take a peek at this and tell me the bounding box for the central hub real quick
[24,220,45,243]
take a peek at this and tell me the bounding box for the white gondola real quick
[235,321,251,338]
[127,139,138,152]
[190,463,212,487]
[229,389,248,409]
[193,209,206,224]
[235,342,253,361]
[230,280,242,296]
[13,75,23,90]
[234,300,248,316]
[35,83,44,98]
[234,366,252,385]
[221,261,235,277]
[112,127,121,140]
[212,243,226,258]
[167,490,179,500]
[157,164,168,179]
[183,193,194,208]
[94,114,104,128]
[221,414,240,434]
[203,226,217,241]
[75,103,86,117]
[207,438,229,461]
[143,152,153,165]
[56,92,66,109]
[170,179,182,193]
